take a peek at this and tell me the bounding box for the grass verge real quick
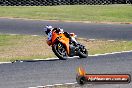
[0,5,132,22]
[0,34,132,62]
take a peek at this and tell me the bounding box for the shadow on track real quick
[11,56,81,63]
[11,59,60,63]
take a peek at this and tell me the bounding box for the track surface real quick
[0,18,132,88]
[0,18,132,40]
[0,52,132,88]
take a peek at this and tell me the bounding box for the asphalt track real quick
[0,18,132,40]
[0,18,132,88]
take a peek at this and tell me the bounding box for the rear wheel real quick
[78,45,88,58]
[52,42,68,60]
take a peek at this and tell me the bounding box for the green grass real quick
[0,5,132,22]
[0,34,56,62]
[0,34,132,62]
[78,38,132,55]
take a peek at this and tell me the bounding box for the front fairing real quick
[51,31,70,55]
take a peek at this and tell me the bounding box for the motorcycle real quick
[46,30,88,60]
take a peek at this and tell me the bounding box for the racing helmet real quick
[44,25,53,35]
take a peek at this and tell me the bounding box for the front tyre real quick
[52,42,68,60]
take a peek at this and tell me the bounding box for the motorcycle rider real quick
[44,25,78,45]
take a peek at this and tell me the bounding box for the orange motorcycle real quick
[46,30,88,60]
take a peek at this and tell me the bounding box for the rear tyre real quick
[52,42,68,60]
[78,45,88,58]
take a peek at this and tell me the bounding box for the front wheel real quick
[78,45,88,58]
[52,42,68,60]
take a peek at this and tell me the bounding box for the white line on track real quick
[31,35,39,36]
[0,62,12,64]
[88,39,96,41]
[89,50,132,57]
[44,85,54,87]
[33,58,58,60]
[64,82,77,85]
[54,84,63,86]
[0,50,132,65]
[28,82,77,88]
[107,40,116,42]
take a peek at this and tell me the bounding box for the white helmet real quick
[44,25,53,35]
